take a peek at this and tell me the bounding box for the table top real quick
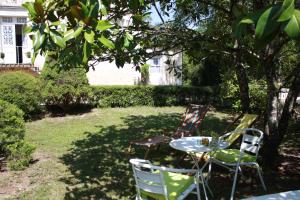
[169,136,230,153]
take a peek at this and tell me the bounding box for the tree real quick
[234,0,300,161]
[23,0,153,70]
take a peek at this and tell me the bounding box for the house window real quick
[2,17,13,23]
[3,25,14,46]
[17,17,27,23]
[150,57,161,73]
[152,57,160,66]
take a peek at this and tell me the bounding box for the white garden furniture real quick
[130,158,201,200]
[204,128,267,200]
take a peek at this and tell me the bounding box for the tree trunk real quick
[233,40,251,113]
[262,44,300,164]
[262,59,281,163]
[278,66,300,141]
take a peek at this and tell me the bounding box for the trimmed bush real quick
[0,99,25,147]
[0,100,35,171]
[91,85,219,107]
[40,65,92,112]
[6,140,36,171]
[0,72,41,118]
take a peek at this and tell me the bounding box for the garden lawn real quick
[0,106,298,200]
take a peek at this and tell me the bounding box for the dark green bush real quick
[40,65,92,111]
[91,85,218,107]
[0,100,34,170]
[6,140,36,171]
[0,99,25,147]
[0,72,41,118]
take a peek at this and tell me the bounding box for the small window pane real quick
[17,17,27,23]
[2,17,13,23]
[152,58,160,66]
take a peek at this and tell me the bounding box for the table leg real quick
[189,153,214,200]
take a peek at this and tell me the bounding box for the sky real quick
[149,3,173,25]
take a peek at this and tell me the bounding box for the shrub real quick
[249,80,267,113]
[140,64,150,85]
[220,74,267,113]
[40,65,92,112]
[91,85,218,107]
[0,71,41,118]
[0,99,25,148]
[6,140,36,171]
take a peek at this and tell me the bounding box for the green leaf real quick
[96,20,114,31]
[126,32,134,40]
[83,41,91,64]
[51,21,61,26]
[34,1,44,16]
[79,2,89,18]
[33,31,45,51]
[255,6,281,39]
[50,31,66,48]
[99,3,107,16]
[124,37,130,48]
[22,2,37,18]
[283,9,300,38]
[233,22,247,38]
[278,0,295,22]
[99,35,115,49]
[64,29,75,41]
[84,30,95,43]
[73,26,83,38]
[23,25,32,34]
[31,51,38,64]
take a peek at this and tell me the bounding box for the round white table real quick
[169,136,230,154]
[169,136,230,200]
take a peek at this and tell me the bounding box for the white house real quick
[0,0,182,85]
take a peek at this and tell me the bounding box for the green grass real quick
[0,107,232,200]
[3,106,298,199]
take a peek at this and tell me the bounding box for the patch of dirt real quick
[0,151,54,199]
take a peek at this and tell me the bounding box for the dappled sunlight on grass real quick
[59,109,232,199]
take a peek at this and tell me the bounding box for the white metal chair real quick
[130,158,202,200]
[202,128,267,200]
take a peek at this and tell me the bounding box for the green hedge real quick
[91,85,219,107]
[0,72,41,118]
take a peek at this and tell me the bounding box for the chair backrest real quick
[174,104,208,138]
[240,128,264,158]
[226,114,258,144]
[130,159,168,199]
[130,159,198,200]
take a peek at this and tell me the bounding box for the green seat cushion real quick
[210,149,256,163]
[140,171,194,200]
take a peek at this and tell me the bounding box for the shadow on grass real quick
[59,112,231,199]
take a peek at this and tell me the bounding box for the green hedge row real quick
[90,85,219,107]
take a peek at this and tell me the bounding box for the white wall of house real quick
[0,0,32,65]
[87,62,141,85]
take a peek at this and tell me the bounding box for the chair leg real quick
[256,165,267,191]
[200,173,209,200]
[195,174,201,200]
[144,147,151,159]
[230,164,240,200]
[208,161,212,180]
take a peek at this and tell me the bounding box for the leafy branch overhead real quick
[23,0,152,70]
[234,0,300,48]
